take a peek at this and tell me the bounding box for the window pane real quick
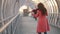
[3,0,14,19]
[0,0,2,21]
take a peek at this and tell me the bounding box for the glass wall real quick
[0,0,19,29]
[0,0,2,28]
[26,0,59,28]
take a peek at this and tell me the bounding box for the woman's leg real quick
[38,32,41,34]
[44,32,47,34]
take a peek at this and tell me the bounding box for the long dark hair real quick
[37,3,47,15]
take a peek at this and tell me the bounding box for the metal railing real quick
[0,13,20,34]
[48,13,60,28]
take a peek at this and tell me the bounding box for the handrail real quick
[0,13,20,32]
[0,15,14,22]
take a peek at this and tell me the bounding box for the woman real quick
[32,3,50,34]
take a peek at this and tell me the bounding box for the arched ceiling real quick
[19,0,58,13]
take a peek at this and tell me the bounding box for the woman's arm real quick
[32,11,39,18]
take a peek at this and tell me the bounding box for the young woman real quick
[32,3,50,34]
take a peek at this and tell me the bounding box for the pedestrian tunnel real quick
[19,0,60,28]
[0,0,60,34]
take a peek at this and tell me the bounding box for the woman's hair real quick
[37,3,47,15]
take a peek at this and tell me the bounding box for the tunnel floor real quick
[15,16,60,34]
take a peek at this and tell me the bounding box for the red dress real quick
[33,10,50,32]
